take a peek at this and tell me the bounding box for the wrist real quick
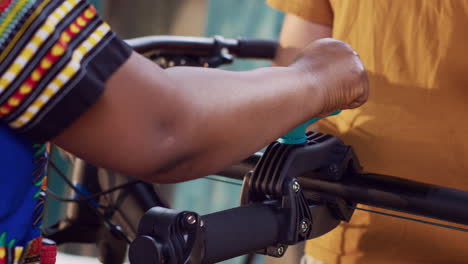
[288,64,326,117]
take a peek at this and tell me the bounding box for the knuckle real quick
[358,67,367,78]
[352,58,367,75]
[360,68,369,82]
[316,38,347,49]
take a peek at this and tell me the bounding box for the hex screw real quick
[328,164,340,177]
[300,220,309,234]
[276,246,285,256]
[185,214,197,225]
[292,180,300,193]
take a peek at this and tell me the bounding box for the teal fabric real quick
[172,1,284,263]
[206,0,284,71]
[89,0,102,12]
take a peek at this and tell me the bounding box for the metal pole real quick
[299,174,468,226]
[216,153,468,226]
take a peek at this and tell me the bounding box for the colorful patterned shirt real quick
[0,0,132,263]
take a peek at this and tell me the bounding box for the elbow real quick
[109,97,205,182]
[131,155,207,184]
[123,139,206,183]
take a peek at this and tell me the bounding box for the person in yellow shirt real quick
[267,0,468,264]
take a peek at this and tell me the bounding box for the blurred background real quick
[44,0,305,263]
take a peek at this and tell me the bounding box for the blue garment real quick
[0,124,45,248]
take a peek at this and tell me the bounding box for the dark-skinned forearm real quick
[53,44,368,184]
[149,66,323,182]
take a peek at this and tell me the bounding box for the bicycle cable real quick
[350,206,468,232]
[205,175,244,186]
[48,160,132,243]
[203,176,468,233]
[45,180,140,203]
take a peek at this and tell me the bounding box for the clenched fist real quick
[291,38,369,116]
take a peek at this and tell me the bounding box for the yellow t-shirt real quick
[268,1,468,263]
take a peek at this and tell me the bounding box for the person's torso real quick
[307,1,468,263]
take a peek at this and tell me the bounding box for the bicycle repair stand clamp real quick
[239,131,361,258]
[128,132,362,264]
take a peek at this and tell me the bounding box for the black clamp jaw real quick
[240,132,361,258]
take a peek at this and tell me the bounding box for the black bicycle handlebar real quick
[125,35,278,59]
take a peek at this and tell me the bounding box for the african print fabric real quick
[0,0,131,263]
[0,0,132,142]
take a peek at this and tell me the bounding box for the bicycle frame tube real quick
[217,153,468,226]
[299,174,468,226]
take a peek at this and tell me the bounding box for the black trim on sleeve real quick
[20,34,132,143]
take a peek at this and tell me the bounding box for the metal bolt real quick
[156,58,167,67]
[276,246,285,256]
[300,220,309,234]
[221,47,229,55]
[328,164,340,176]
[185,214,197,225]
[292,180,300,193]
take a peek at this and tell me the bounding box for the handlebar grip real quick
[201,204,283,263]
[235,38,278,59]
